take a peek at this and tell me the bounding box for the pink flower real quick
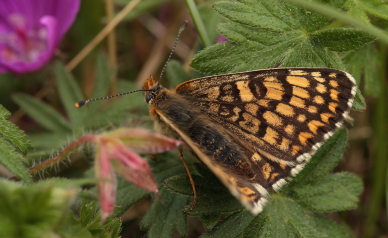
[0,0,80,73]
[24,127,183,222]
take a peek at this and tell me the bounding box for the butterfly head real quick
[144,75,164,104]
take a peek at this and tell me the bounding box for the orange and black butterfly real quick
[76,23,356,215]
[142,67,356,214]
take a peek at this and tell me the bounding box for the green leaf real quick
[162,129,361,236]
[197,0,225,44]
[165,173,243,215]
[214,1,295,32]
[352,88,367,111]
[346,0,388,20]
[0,140,32,182]
[56,215,93,238]
[0,105,31,154]
[0,179,79,238]
[343,43,381,97]
[198,214,222,229]
[12,93,71,133]
[89,53,116,112]
[150,152,188,184]
[286,0,388,44]
[294,172,363,211]
[76,199,122,238]
[140,186,188,238]
[137,153,190,237]
[202,196,353,238]
[312,28,375,52]
[115,176,150,213]
[285,129,348,189]
[0,104,11,118]
[192,0,375,74]
[201,211,257,238]
[344,0,370,23]
[287,2,332,32]
[54,61,86,129]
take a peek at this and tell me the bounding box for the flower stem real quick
[12,135,96,181]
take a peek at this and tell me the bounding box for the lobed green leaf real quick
[285,129,348,190]
[343,43,381,97]
[140,187,188,238]
[0,105,31,154]
[202,195,353,238]
[214,1,292,32]
[312,28,375,52]
[352,88,367,111]
[165,173,243,215]
[294,172,363,211]
[0,140,32,182]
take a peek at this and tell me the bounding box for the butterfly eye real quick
[145,92,155,103]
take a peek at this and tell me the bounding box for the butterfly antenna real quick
[157,20,188,84]
[74,89,149,108]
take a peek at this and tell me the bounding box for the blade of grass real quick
[185,0,211,47]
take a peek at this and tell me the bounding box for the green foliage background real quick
[0,0,387,237]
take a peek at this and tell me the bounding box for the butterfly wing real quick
[176,68,356,190]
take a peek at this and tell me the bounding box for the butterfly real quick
[143,67,356,214]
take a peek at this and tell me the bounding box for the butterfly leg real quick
[177,148,197,210]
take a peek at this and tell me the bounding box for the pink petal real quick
[3,16,57,73]
[104,128,184,154]
[0,0,80,74]
[110,141,158,193]
[95,145,117,223]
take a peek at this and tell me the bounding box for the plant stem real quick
[13,135,97,181]
[185,0,211,48]
[104,0,118,94]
